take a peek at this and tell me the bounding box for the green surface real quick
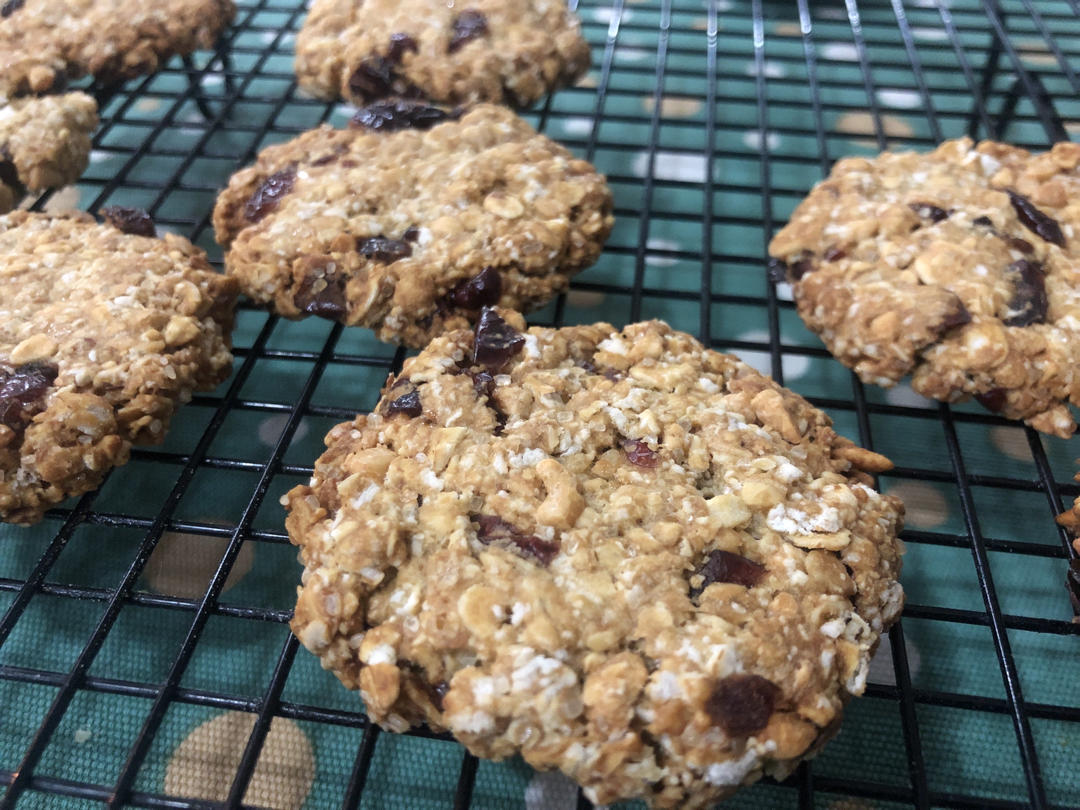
[2,0,1079,807]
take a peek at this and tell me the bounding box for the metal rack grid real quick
[0,0,1078,808]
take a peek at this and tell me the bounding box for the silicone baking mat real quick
[0,0,1078,807]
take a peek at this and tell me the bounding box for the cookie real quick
[284,308,905,808]
[0,0,235,96]
[0,210,238,525]
[294,0,590,108]
[769,137,1080,437]
[0,91,98,212]
[212,103,613,348]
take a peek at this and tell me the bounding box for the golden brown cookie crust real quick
[294,0,590,107]
[0,92,98,210]
[0,211,238,525]
[769,137,1080,437]
[285,309,905,808]
[213,104,614,348]
[0,0,235,96]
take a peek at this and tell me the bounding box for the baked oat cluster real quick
[0,211,238,525]
[0,0,235,96]
[213,103,613,348]
[769,138,1080,437]
[0,92,98,212]
[285,309,905,808]
[295,0,590,108]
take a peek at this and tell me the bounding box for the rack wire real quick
[0,0,1078,808]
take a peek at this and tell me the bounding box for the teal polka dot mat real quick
[1,0,1078,808]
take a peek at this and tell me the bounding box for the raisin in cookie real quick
[295,0,590,108]
[0,0,235,96]
[213,103,613,348]
[285,308,905,808]
[769,137,1080,437]
[0,210,238,525]
[0,91,98,212]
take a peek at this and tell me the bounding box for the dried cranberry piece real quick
[446,267,502,310]
[387,32,419,63]
[976,387,1007,414]
[448,10,489,53]
[100,206,155,237]
[472,513,558,565]
[386,388,422,418]
[1,0,24,17]
[823,245,847,262]
[1007,189,1065,247]
[244,167,296,222]
[940,301,972,333]
[357,235,412,263]
[402,226,420,243]
[1003,259,1048,327]
[909,201,949,223]
[689,550,766,598]
[294,271,347,320]
[470,369,495,400]
[347,57,422,102]
[1068,558,1080,617]
[622,439,659,468]
[705,674,780,737]
[472,307,525,371]
[351,100,455,132]
[790,256,814,279]
[348,57,395,100]
[0,362,58,433]
[1007,236,1035,254]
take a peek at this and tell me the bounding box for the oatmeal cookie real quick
[0,0,235,96]
[213,103,613,348]
[294,0,590,108]
[769,137,1080,437]
[0,91,98,212]
[285,308,905,808]
[0,210,238,525]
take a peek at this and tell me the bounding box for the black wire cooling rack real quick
[1,1,1079,808]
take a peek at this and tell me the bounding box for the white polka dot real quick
[73,728,92,744]
[883,382,935,409]
[136,98,162,112]
[615,48,651,62]
[166,713,314,808]
[260,30,277,43]
[707,0,734,10]
[774,281,794,302]
[258,413,310,447]
[44,186,81,213]
[200,74,224,88]
[592,7,633,23]
[525,770,580,810]
[731,330,810,381]
[332,103,354,119]
[566,290,605,309]
[990,426,1032,462]
[911,26,948,41]
[817,7,848,19]
[89,150,111,164]
[884,481,948,529]
[868,634,922,685]
[744,59,786,79]
[144,533,255,599]
[876,89,922,109]
[632,151,707,184]
[645,237,681,267]
[559,117,594,136]
[741,130,781,151]
[821,42,859,61]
